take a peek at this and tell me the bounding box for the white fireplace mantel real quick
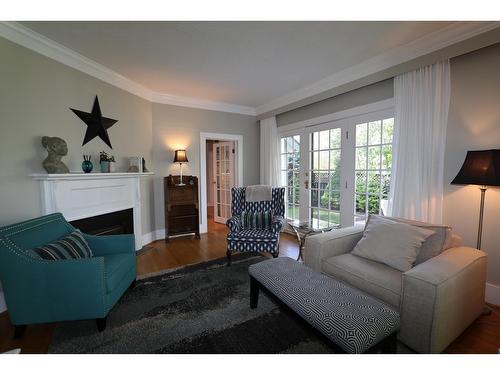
[31,172,154,251]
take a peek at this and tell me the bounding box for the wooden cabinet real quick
[164,175,200,241]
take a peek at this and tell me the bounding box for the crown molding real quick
[0,21,154,101]
[1,21,498,118]
[152,93,256,115]
[0,21,256,116]
[256,21,500,116]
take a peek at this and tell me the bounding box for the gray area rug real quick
[49,254,334,353]
[49,254,413,353]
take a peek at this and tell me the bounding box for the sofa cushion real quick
[31,229,93,260]
[379,215,452,265]
[322,253,403,308]
[104,253,135,293]
[352,215,435,271]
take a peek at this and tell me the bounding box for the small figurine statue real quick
[41,136,70,173]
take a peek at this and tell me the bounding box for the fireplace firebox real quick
[70,208,134,236]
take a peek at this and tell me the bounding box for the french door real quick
[213,141,235,224]
[279,109,394,228]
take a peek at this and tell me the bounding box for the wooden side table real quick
[164,175,200,241]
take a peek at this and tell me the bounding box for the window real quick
[278,108,394,227]
[354,118,394,223]
[280,135,300,220]
[309,128,342,226]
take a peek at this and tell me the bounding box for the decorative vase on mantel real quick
[100,161,109,173]
[99,151,115,173]
[82,155,93,173]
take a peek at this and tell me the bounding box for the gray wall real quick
[151,103,259,231]
[443,43,500,286]
[276,79,394,126]
[0,37,155,234]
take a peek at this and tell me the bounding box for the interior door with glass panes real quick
[213,141,235,224]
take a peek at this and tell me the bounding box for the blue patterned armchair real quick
[226,187,285,265]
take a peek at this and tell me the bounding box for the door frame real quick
[200,132,243,234]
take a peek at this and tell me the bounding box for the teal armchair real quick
[0,213,136,336]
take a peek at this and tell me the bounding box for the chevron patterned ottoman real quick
[248,257,400,353]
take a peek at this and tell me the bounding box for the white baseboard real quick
[486,282,500,306]
[0,290,6,313]
[141,231,155,247]
[141,229,166,247]
[155,229,166,240]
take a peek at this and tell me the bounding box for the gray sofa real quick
[303,221,487,353]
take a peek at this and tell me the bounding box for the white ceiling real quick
[21,21,455,109]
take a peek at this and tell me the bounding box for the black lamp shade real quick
[173,150,188,163]
[451,149,500,186]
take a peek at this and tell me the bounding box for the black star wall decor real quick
[70,95,118,149]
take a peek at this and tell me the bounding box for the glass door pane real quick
[280,135,300,220]
[309,128,342,227]
[354,117,394,223]
[213,142,234,224]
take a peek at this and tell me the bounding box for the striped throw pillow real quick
[240,210,273,230]
[31,230,93,261]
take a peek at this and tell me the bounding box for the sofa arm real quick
[83,233,135,256]
[271,216,285,234]
[399,247,487,353]
[303,225,364,272]
[226,216,241,233]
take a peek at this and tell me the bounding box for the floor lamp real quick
[451,150,500,315]
[451,149,500,250]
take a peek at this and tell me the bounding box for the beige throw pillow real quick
[377,215,452,264]
[352,215,435,272]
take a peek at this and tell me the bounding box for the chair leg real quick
[13,325,27,339]
[272,243,280,258]
[96,317,107,332]
[250,276,260,308]
[226,250,232,266]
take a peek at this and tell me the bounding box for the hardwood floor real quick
[137,215,299,275]
[0,217,499,354]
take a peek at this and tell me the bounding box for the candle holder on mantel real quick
[173,150,188,186]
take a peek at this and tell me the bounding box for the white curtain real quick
[259,116,280,186]
[388,60,451,224]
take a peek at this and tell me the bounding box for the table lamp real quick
[451,149,500,250]
[173,150,188,186]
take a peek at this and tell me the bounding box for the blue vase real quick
[100,161,109,173]
[81,160,93,173]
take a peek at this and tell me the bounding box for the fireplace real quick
[70,208,134,236]
[31,172,153,251]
